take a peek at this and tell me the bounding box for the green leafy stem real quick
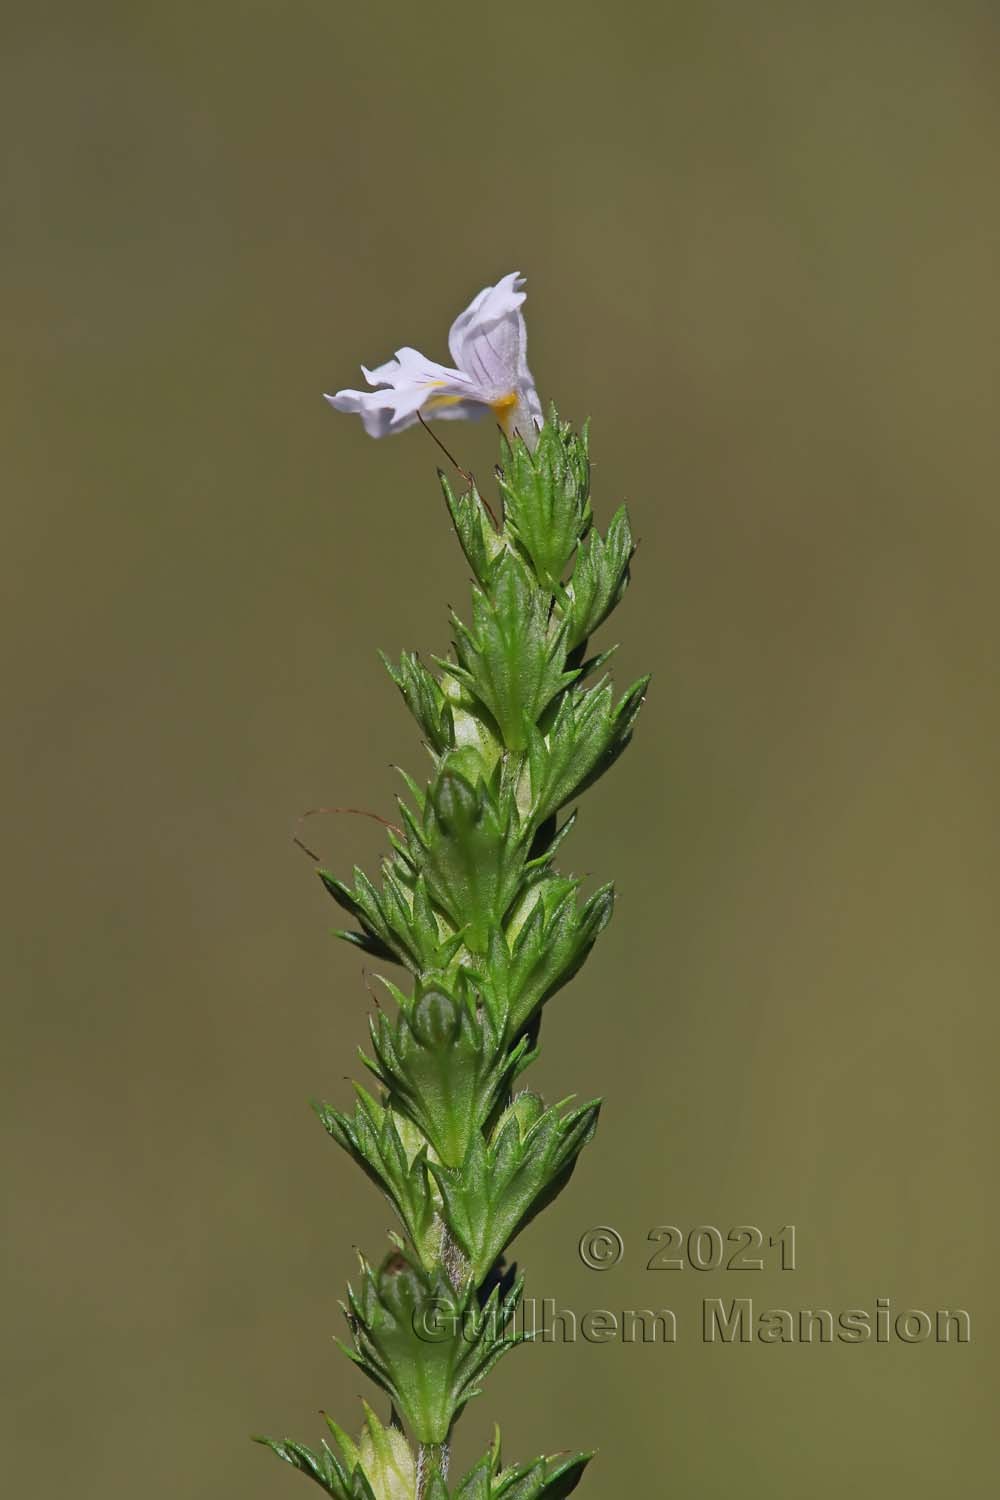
[258,410,647,1500]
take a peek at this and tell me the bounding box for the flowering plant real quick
[257,275,647,1499]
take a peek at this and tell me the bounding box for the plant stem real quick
[417,1440,449,1498]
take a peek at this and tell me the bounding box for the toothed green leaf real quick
[498,413,592,592]
[556,504,634,649]
[442,553,578,753]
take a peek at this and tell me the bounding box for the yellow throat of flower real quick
[423,385,519,431]
[422,388,463,413]
[489,390,519,431]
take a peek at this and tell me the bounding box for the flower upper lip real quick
[325,272,542,445]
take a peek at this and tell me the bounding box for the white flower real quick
[326,272,542,446]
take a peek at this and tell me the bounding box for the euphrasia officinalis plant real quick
[256,274,647,1500]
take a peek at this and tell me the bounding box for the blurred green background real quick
[4,2,998,1496]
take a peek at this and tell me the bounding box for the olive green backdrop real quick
[4,3,998,1496]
